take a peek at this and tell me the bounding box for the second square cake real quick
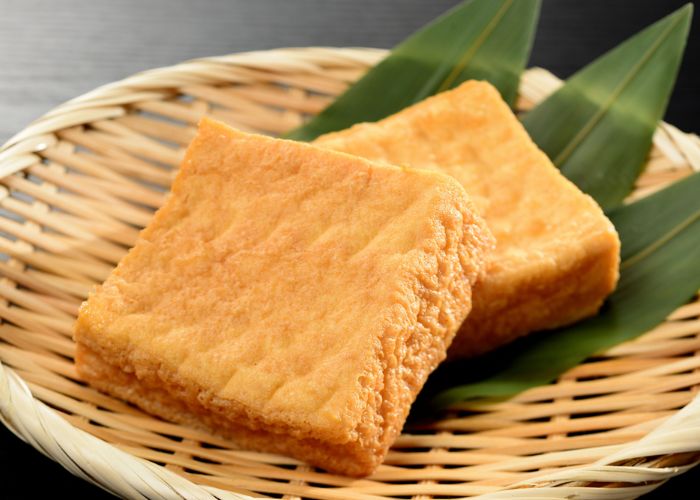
[315,81,621,359]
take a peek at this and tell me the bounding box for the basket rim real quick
[1,46,700,499]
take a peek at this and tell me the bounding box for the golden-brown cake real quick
[74,117,494,476]
[315,81,621,359]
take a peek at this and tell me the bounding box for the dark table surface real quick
[1,0,698,498]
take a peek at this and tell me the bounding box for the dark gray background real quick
[1,0,698,142]
[0,0,698,498]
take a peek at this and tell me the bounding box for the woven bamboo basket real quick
[1,47,700,500]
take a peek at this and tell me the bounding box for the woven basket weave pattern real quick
[1,47,700,499]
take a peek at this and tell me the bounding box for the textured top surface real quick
[75,117,491,444]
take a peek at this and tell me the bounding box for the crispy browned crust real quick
[76,344,379,476]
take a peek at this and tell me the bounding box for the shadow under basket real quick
[1,47,700,499]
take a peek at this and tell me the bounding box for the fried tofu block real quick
[315,81,620,359]
[74,117,494,476]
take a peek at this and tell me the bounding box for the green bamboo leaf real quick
[426,172,700,409]
[287,0,540,141]
[521,5,692,211]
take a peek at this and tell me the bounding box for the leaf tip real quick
[671,2,694,26]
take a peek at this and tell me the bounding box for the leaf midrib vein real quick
[553,15,683,167]
[621,205,700,270]
[435,0,514,93]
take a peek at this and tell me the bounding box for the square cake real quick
[314,81,621,359]
[74,117,494,476]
